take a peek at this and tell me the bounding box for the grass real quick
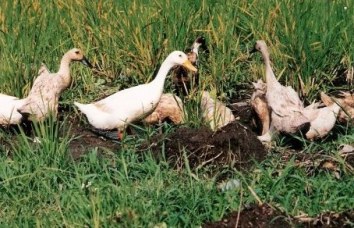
[0,0,354,226]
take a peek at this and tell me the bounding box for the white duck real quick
[0,94,26,125]
[74,51,197,139]
[252,40,310,139]
[303,94,340,140]
[17,48,92,121]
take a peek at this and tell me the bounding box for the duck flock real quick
[0,37,352,144]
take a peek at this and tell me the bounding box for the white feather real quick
[0,93,25,125]
[75,51,197,131]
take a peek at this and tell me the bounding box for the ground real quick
[68,118,120,160]
[203,204,354,227]
[203,204,293,228]
[1,99,353,227]
[143,121,266,171]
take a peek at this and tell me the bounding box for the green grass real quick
[0,0,354,226]
[1,137,237,226]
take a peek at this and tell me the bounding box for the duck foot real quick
[257,131,272,142]
[117,131,124,140]
[89,127,121,142]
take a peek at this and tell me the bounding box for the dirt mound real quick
[68,120,119,160]
[56,104,120,159]
[145,121,266,171]
[203,204,292,228]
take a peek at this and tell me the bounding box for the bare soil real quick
[203,204,293,228]
[203,204,354,228]
[66,118,120,160]
[68,127,119,160]
[303,210,354,227]
[143,121,267,171]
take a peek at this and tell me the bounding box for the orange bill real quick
[182,60,198,72]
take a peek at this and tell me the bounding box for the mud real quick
[143,121,267,171]
[0,104,119,160]
[68,128,119,160]
[66,118,120,160]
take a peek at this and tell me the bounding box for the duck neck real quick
[192,43,201,55]
[261,49,278,89]
[57,54,72,87]
[150,60,174,92]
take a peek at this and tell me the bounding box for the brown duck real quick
[172,37,208,96]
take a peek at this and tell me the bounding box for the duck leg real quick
[257,124,275,142]
[89,127,121,142]
[117,130,124,140]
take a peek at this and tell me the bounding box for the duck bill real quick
[81,56,93,68]
[182,60,197,72]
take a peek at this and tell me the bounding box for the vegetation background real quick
[0,0,353,226]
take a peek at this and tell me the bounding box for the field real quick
[0,0,354,227]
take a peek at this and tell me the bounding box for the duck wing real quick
[268,85,304,117]
[18,73,63,118]
[95,83,158,112]
[305,103,340,140]
[284,86,303,107]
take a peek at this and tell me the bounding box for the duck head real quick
[250,40,268,54]
[194,36,207,48]
[192,36,209,54]
[168,51,197,72]
[66,48,93,68]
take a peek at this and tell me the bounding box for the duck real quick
[302,92,340,140]
[143,93,184,125]
[0,64,53,126]
[37,62,51,75]
[252,40,340,141]
[74,51,197,139]
[172,37,207,96]
[251,40,310,140]
[200,91,235,131]
[17,48,92,121]
[0,94,26,126]
[250,79,270,135]
[320,91,354,123]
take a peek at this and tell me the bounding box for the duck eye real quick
[75,51,80,54]
[178,54,182,58]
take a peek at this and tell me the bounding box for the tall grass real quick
[0,0,353,226]
[1,0,352,100]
